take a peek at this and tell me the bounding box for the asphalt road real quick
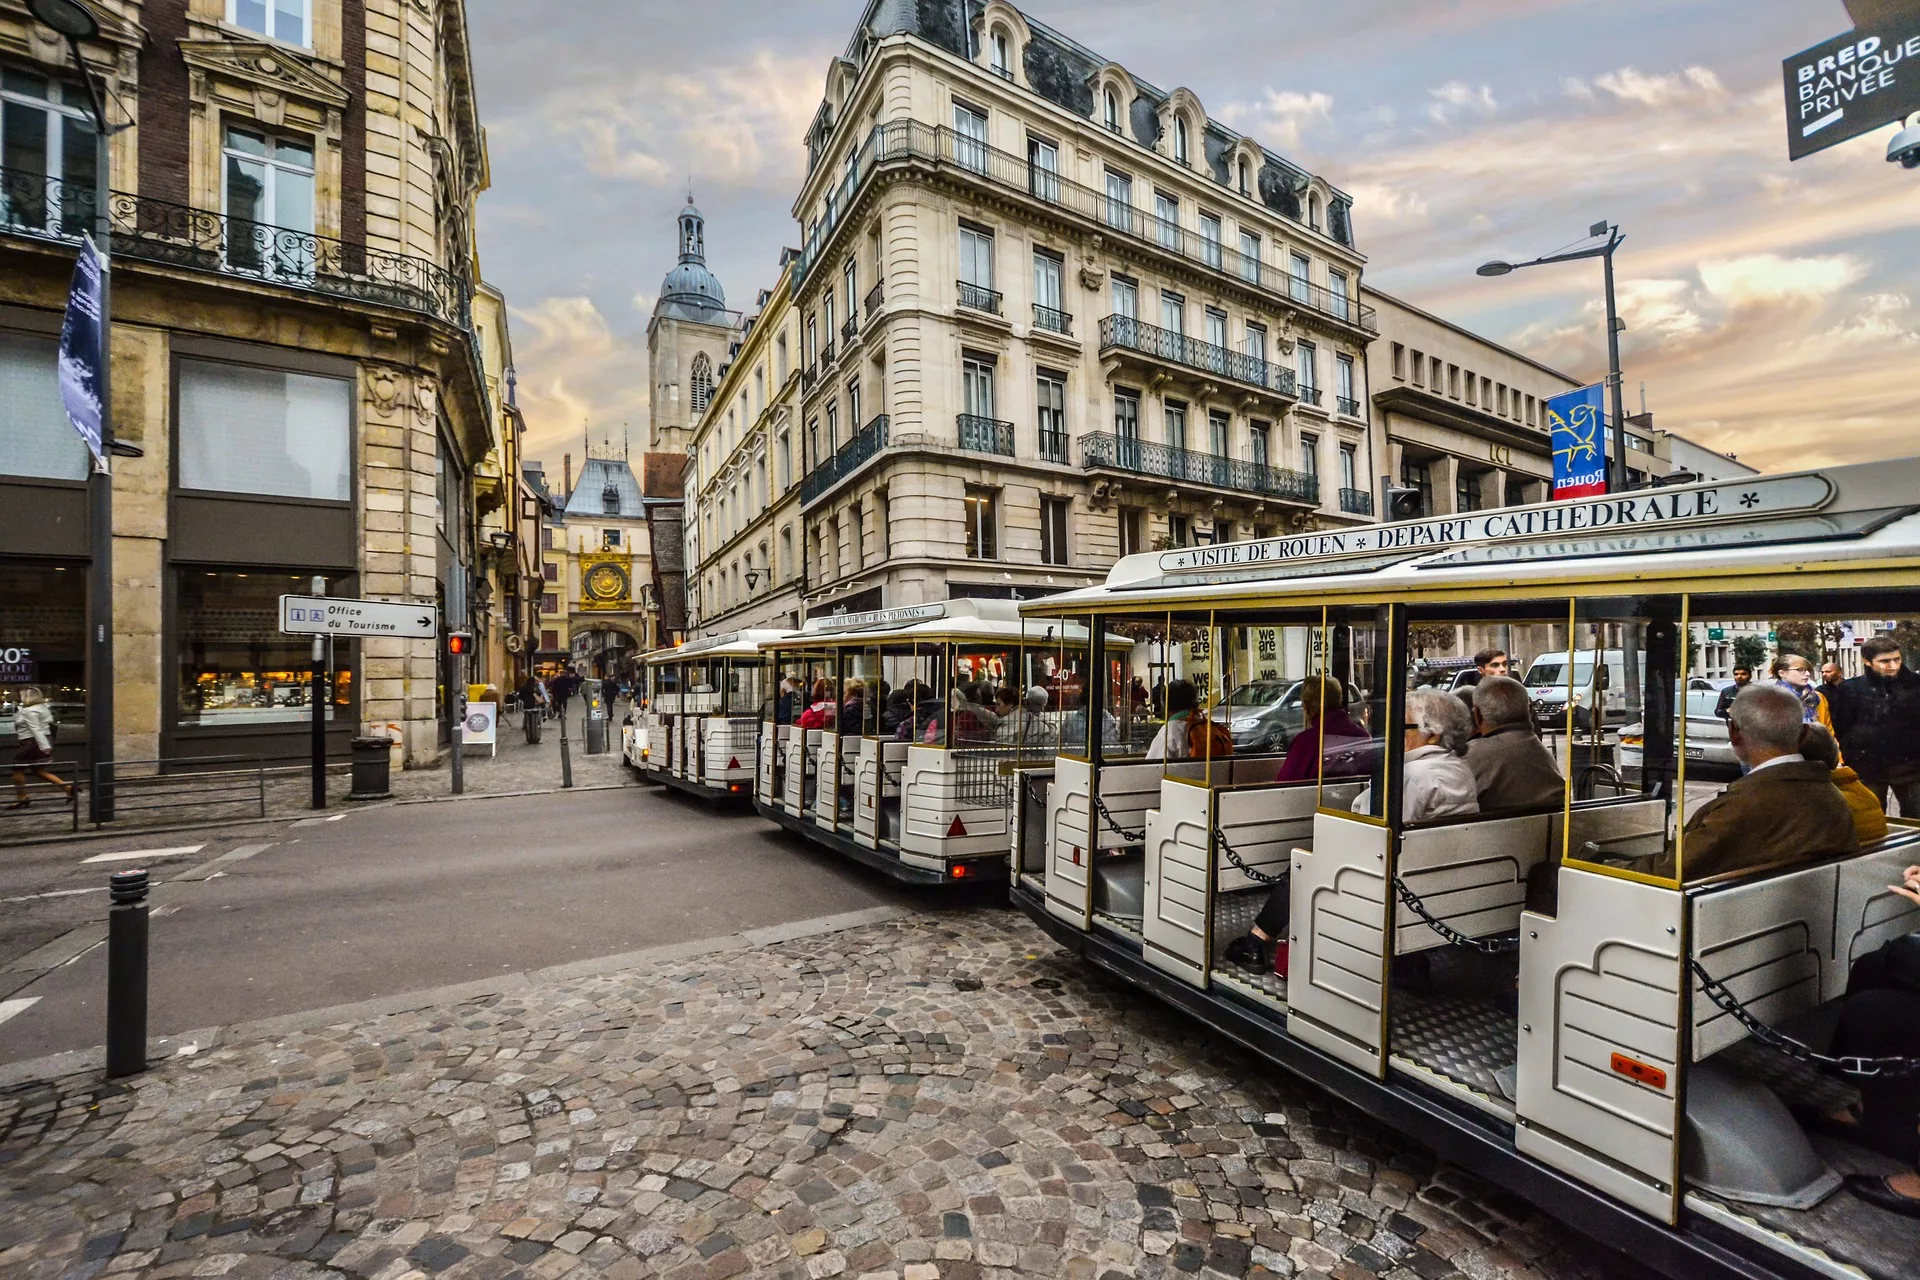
[0,784,959,1065]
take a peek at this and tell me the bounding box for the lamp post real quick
[30,0,118,821]
[1478,221,1630,493]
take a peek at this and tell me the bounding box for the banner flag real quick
[1546,383,1607,499]
[58,233,109,474]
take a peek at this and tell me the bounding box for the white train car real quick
[640,630,786,801]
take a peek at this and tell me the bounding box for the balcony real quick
[1,168,471,332]
[1099,315,1297,400]
[801,364,818,392]
[1336,395,1362,417]
[1339,487,1374,516]
[1297,385,1323,408]
[956,414,1015,456]
[801,413,889,504]
[841,315,858,343]
[1032,303,1072,335]
[956,279,1003,315]
[1038,428,1069,465]
[791,122,1375,335]
[865,279,883,320]
[1079,432,1318,504]
[820,338,836,366]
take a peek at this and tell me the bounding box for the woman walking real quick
[8,688,74,809]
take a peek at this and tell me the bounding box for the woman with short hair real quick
[8,688,73,809]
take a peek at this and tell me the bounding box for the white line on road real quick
[0,998,40,1028]
[1,886,109,904]
[80,844,205,865]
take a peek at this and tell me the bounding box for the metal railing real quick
[1037,428,1069,465]
[1099,314,1298,399]
[1033,303,1072,334]
[790,122,1375,334]
[801,413,889,504]
[820,338,836,366]
[1339,487,1374,515]
[1,169,471,332]
[865,279,883,319]
[956,279,1003,314]
[801,364,817,392]
[957,414,1015,456]
[89,755,267,829]
[841,315,858,342]
[954,746,1055,809]
[1336,395,1362,417]
[1079,431,1319,504]
[1297,385,1322,407]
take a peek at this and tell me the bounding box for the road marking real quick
[1,886,109,904]
[81,844,205,865]
[0,998,40,1028]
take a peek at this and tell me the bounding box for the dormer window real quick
[1308,191,1322,231]
[1174,117,1189,165]
[1237,158,1250,195]
[990,30,1011,79]
[602,483,620,515]
[1104,90,1120,132]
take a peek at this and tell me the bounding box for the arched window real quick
[1308,192,1322,230]
[1104,89,1119,132]
[689,353,713,413]
[1174,117,1189,164]
[1237,158,1250,195]
[990,29,1010,77]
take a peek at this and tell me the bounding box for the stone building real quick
[470,284,545,697]
[0,0,496,770]
[534,448,662,681]
[683,254,808,635]
[787,0,1377,615]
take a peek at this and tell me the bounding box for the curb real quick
[0,904,913,1090]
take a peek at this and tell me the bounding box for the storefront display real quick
[175,569,355,727]
[0,561,86,747]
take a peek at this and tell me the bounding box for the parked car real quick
[1615,712,1742,783]
[1212,678,1362,754]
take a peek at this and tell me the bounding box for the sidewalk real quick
[0,909,1604,1280]
[0,706,639,845]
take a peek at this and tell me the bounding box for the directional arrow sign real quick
[279,596,439,639]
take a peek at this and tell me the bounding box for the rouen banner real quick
[1546,383,1607,500]
[58,233,108,472]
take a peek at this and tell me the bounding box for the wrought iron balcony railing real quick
[0,168,470,332]
[801,413,889,504]
[841,316,858,342]
[864,279,883,320]
[1336,395,1362,417]
[1037,428,1069,465]
[1079,431,1319,505]
[1032,303,1072,335]
[1296,384,1322,407]
[801,364,818,392]
[1098,315,1298,399]
[956,414,1015,456]
[956,279,1003,314]
[1339,487,1374,516]
[820,338,836,366]
[790,121,1376,335]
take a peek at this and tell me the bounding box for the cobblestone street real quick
[0,908,1611,1280]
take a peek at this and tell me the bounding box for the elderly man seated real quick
[1463,675,1563,811]
[1653,682,1858,882]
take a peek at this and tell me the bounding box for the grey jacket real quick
[1464,723,1564,811]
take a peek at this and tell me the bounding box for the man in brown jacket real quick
[1656,683,1858,882]
[1464,676,1564,811]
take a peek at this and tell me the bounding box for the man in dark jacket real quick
[1831,636,1920,816]
[1464,676,1563,810]
[1654,683,1858,882]
[1713,665,1752,721]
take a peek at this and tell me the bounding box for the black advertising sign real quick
[1784,20,1920,159]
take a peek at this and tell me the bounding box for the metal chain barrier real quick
[1092,793,1143,843]
[1213,825,1286,885]
[1390,877,1521,954]
[1687,958,1920,1078]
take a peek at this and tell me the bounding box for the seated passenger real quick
[1273,677,1370,783]
[1651,683,1858,881]
[1464,675,1564,811]
[1802,724,1888,844]
[797,679,836,730]
[1227,689,1475,968]
[837,678,868,736]
[994,686,1057,748]
[1145,679,1199,761]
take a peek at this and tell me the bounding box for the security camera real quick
[1891,122,1920,169]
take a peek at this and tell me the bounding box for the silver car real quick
[1615,710,1742,784]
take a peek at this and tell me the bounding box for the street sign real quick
[1783,20,1920,159]
[279,595,438,639]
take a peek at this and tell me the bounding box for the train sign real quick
[1784,19,1920,159]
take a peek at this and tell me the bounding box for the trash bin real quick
[585,714,608,755]
[347,736,394,800]
[525,705,543,744]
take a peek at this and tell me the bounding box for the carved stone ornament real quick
[1078,264,1106,292]
[178,39,350,112]
[367,366,402,414]
[412,378,439,422]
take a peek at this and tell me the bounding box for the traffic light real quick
[1386,487,1424,521]
[446,631,473,656]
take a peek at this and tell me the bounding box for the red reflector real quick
[1071,846,1082,865]
[951,864,969,878]
[727,757,741,770]
[947,816,968,837]
[1610,1052,1668,1090]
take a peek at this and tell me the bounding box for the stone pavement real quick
[0,908,1613,1280]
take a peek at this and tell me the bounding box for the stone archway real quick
[570,618,648,684]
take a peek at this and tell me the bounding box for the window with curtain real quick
[0,67,98,236]
[177,358,350,501]
[0,331,87,480]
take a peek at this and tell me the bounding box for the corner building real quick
[0,0,494,771]
[790,0,1377,614]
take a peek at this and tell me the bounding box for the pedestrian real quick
[1832,636,1920,816]
[550,668,580,720]
[7,688,73,809]
[1821,660,1845,694]
[1714,665,1752,721]
[1453,646,1509,714]
[1771,654,1836,738]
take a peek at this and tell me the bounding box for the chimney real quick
[563,453,573,499]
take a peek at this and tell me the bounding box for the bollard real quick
[105,868,150,1079]
[559,708,574,789]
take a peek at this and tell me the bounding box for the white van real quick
[1521,648,1644,731]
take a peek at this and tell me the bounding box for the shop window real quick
[0,330,88,480]
[0,562,85,750]
[175,569,353,728]
[177,358,350,501]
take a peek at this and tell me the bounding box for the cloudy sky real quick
[468,0,1916,475]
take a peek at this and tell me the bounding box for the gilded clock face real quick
[585,563,629,602]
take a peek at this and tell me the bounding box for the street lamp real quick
[30,0,120,822]
[744,568,760,591]
[1478,221,1630,493]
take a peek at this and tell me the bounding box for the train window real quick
[798,652,837,728]
[1322,607,1392,819]
[878,644,936,740]
[950,644,1015,747]
[656,663,681,699]
[1031,616,1096,759]
[842,647,882,737]
[1101,615,1167,761]
[1216,620,1318,762]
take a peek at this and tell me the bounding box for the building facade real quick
[684,256,808,634]
[784,0,1376,617]
[470,284,544,697]
[0,0,495,770]
[534,450,661,681]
